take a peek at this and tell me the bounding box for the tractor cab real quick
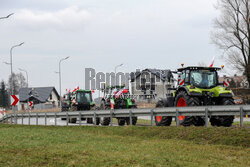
[71,90,95,110]
[177,66,221,89]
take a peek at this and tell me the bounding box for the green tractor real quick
[99,85,137,126]
[155,66,235,127]
[62,89,96,124]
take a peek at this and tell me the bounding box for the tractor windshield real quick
[190,70,217,88]
[76,92,92,103]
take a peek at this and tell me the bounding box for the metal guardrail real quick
[0,105,249,127]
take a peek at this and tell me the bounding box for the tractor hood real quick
[186,85,232,97]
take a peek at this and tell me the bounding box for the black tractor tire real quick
[95,117,100,125]
[174,91,205,126]
[69,118,77,124]
[99,100,111,126]
[87,118,93,124]
[125,117,137,125]
[155,101,172,126]
[118,118,126,126]
[101,117,110,126]
[210,98,234,127]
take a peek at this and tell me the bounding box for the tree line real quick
[0,72,27,109]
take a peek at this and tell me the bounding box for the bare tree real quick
[211,0,249,85]
[7,72,28,95]
[0,13,14,19]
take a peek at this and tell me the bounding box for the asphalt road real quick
[11,116,250,126]
[15,117,93,126]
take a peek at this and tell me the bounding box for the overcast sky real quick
[0,0,229,96]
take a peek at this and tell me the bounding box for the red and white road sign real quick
[110,99,115,109]
[11,95,19,106]
[224,79,230,87]
[29,101,33,107]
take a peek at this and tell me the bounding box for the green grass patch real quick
[0,125,249,167]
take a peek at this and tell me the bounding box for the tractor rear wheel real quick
[87,118,93,124]
[174,91,205,126]
[155,101,172,126]
[94,117,100,125]
[118,118,126,126]
[101,117,110,126]
[69,118,77,123]
[210,98,234,127]
[126,117,137,125]
[99,100,110,126]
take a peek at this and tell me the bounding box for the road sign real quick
[11,95,19,106]
[29,101,33,107]
[110,99,114,109]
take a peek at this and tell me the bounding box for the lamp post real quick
[59,56,69,109]
[115,64,123,86]
[18,68,28,88]
[0,13,14,19]
[10,42,24,96]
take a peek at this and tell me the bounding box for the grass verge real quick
[0,125,249,167]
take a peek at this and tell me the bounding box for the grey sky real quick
[0,0,228,96]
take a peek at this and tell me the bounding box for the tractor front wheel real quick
[210,98,234,127]
[155,101,172,126]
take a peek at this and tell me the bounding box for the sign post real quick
[11,95,19,124]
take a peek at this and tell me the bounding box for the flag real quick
[209,56,215,67]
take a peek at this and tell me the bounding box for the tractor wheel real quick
[99,100,110,126]
[101,117,110,126]
[69,118,77,123]
[87,118,93,124]
[118,118,126,126]
[155,101,172,126]
[126,117,137,125]
[174,91,205,126]
[95,117,100,125]
[210,98,234,127]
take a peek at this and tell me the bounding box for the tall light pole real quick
[0,13,14,19]
[18,68,28,88]
[10,42,24,96]
[59,56,69,108]
[115,64,123,86]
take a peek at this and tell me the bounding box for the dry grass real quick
[137,102,156,108]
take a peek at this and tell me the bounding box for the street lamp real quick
[18,68,28,88]
[115,64,123,86]
[0,13,14,19]
[10,42,24,96]
[59,56,70,108]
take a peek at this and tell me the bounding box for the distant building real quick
[130,69,174,102]
[219,75,249,88]
[18,87,60,110]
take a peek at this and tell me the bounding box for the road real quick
[15,117,93,126]
[9,116,250,126]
